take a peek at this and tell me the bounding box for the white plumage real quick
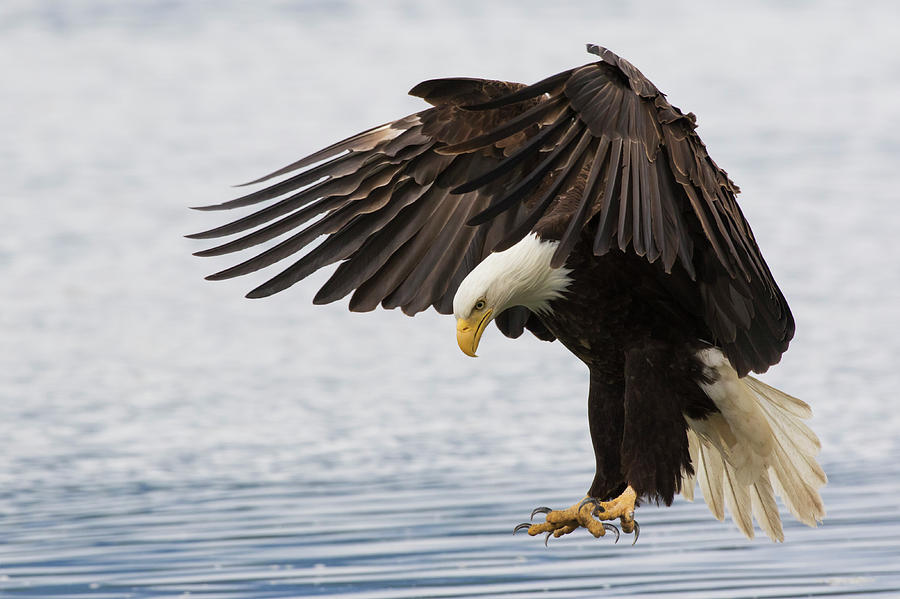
[453,234,573,319]
[681,348,826,541]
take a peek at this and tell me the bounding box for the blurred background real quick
[2,1,899,597]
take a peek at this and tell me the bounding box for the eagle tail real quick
[680,349,826,541]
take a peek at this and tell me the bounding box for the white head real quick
[453,234,573,356]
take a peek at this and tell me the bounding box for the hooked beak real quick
[456,309,493,357]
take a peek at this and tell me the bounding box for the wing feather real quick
[551,136,606,267]
[313,184,449,305]
[383,193,482,314]
[451,107,573,193]
[246,178,430,298]
[465,114,581,226]
[495,129,594,253]
[348,200,457,312]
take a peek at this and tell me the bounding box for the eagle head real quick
[452,234,572,357]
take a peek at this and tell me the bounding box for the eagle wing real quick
[190,45,793,375]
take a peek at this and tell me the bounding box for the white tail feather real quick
[680,348,826,541]
[681,433,698,502]
[750,473,783,540]
[694,435,725,521]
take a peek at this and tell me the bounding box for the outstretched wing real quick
[190,45,793,374]
[189,76,557,340]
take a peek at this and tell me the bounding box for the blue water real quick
[2,1,900,597]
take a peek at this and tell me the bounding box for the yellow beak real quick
[456,309,493,358]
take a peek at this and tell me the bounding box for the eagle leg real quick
[516,485,639,543]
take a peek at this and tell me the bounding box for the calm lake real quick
[2,1,900,597]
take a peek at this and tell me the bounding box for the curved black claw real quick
[513,522,532,535]
[544,532,552,547]
[578,497,604,513]
[603,522,620,543]
[631,521,640,545]
[531,506,552,520]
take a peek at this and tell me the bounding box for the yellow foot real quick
[515,485,640,545]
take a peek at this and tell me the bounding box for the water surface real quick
[2,1,900,597]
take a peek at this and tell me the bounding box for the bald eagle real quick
[190,45,825,543]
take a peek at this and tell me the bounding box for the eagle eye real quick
[474,300,486,311]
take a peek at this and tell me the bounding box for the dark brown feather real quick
[466,115,581,226]
[313,185,449,305]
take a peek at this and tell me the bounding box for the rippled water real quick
[2,1,900,597]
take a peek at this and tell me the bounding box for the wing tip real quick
[193,246,227,258]
[205,264,248,282]
[586,43,605,57]
[312,287,340,305]
[185,227,227,241]
[245,286,274,299]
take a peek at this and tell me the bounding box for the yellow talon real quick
[521,485,639,542]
